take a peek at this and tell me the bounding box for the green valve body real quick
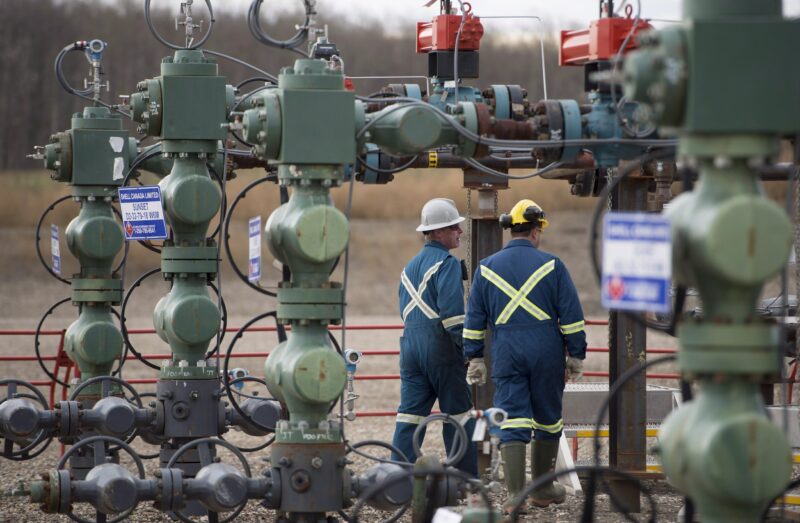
[242,58,489,516]
[130,50,227,376]
[624,2,799,520]
[38,106,130,393]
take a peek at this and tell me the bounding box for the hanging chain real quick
[465,187,472,301]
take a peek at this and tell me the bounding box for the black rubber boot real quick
[530,439,566,507]
[501,441,528,515]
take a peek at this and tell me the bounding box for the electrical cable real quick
[33,297,75,387]
[223,310,282,434]
[355,154,419,175]
[339,442,411,522]
[54,43,132,118]
[345,440,412,468]
[144,0,214,50]
[248,0,313,55]
[119,268,162,371]
[452,0,468,103]
[35,195,72,285]
[203,49,278,83]
[210,147,227,370]
[411,413,468,467]
[338,174,357,437]
[464,156,563,180]
[581,354,678,523]
[220,376,277,453]
[235,76,274,89]
[222,173,278,296]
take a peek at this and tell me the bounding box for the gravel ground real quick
[0,211,794,521]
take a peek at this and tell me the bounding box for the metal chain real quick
[465,188,472,301]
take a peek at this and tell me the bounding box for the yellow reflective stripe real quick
[480,265,517,300]
[442,315,465,329]
[496,260,554,324]
[396,413,424,424]
[463,329,485,340]
[560,320,585,335]
[531,418,563,434]
[501,418,533,430]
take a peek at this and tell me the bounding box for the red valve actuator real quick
[559,16,653,66]
[416,14,484,53]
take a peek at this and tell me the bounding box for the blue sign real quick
[601,212,672,313]
[50,224,61,275]
[118,186,168,241]
[248,216,261,283]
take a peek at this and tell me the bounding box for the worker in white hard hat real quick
[463,199,586,512]
[390,198,478,477]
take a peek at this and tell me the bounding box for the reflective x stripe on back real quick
[480,260,555,324]
[401,260,444,321]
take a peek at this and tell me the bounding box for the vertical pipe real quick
[467,188,503,473]
[607,175,648,513]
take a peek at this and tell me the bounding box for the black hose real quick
[582,354,678,523]
[222,174,278,296]
[119,268,162,370]
[411,413,468,467]
[223,311,281,433]
[35,195,72,285]
[248,0,313,54]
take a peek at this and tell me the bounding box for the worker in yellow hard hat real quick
[463,199,586,512]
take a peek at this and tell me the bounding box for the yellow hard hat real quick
[500,199,549,229]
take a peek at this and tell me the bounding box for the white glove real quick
[566,356,584,381]
[466,357,487,386]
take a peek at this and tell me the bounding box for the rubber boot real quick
[500,441,528,515]
[530,439,566,507]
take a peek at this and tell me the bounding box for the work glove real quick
[466,357,487,386]
[566,356,584,381]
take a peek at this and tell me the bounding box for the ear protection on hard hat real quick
[499,199,549,229]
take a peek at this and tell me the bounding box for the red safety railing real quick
[0,319,689,418]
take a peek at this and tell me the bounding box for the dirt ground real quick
[0,207,791,521]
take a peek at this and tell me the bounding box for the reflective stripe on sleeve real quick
[463,329,485,340]
[531,418,564,434]
[501,418,533,430]
[560,320,585,335]
[442,315,465,329]
[396,413,425,425]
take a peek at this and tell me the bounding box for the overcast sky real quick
[209,0,800,40]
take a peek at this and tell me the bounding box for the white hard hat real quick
[416,198,465,232]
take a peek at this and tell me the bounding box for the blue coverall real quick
[391,240,478,476]
[463,238,587,444]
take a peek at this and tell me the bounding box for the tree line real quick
[0,0,584,170]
